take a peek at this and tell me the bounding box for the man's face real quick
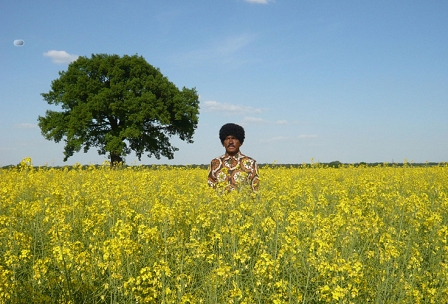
[223,135,241,156]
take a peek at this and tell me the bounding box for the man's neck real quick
[225,151,241,158]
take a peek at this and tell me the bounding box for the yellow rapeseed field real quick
[1,157,448,303]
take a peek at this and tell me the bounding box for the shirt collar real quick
[223,152,243,160]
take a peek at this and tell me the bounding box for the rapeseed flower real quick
[1,159,448,302]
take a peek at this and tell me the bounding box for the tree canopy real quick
[38,54,200,165]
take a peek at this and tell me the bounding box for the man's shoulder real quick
[238,154,258,171]
[239,153,257,162]
[210,155,225,167]
[211,154,226,162]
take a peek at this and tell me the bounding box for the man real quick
[208,123,259,191]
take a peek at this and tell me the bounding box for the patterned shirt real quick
[208,152,259,191]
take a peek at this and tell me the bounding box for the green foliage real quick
[38,54,199,164]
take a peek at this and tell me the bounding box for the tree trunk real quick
[110,153,123,168]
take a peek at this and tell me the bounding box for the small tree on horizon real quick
[38,54,200,165]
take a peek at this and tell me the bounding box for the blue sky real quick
[1,0,447,166]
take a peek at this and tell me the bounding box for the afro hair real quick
[219,123,245,144]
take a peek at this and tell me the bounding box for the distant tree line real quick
[3,161,446,170]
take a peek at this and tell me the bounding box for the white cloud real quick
[244,0,274,4]
[44,50,79,64]
[216,34,255,56]
[275,120,288,125]
[172,33,256,69]
[298,134,317,139]
[203,101,262,114]
[259,136,291,143]
[259,134,317,143]
[14,123,37,129]
[241,116,267,124]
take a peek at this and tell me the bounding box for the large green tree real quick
[38,54,200,165]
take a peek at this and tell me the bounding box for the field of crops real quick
[1,158,448,303]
